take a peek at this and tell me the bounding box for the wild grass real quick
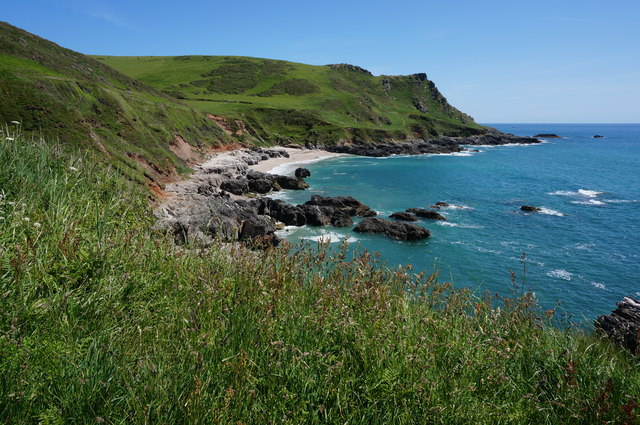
[1,129,639,424]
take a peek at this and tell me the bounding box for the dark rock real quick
[593,135,605,138]
[304,195,376,217]
[275,175,309,190]
[331,212,353,227]
[389,212,418,222]
[533,133,562,138]
[259,199,306,226]
[430,201,450,209]
[595,297,640,355]
[294,167,311,179]
[520,205,542,212]
[220,178,249,195]
[353,218,430,241]
[406,208,447,220]
[299,204,332,226]
[247,178,272,194]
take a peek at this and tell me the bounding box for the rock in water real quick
[389,212,418,222]
[520,205,542,212]
[406,208,447,220]
[595,297,640,355]
[533,133,562,138]
[353,218,430,241]
[295,167,311,179]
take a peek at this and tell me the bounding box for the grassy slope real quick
[0,22,233,187]
[1,130,639,424]
[95,56,489,145]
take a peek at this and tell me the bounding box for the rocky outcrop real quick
[593,135,605,139]
[533,133,561,138]
[390,212,418,222]
[430,201,450,209]
[324,133,540,157]
[406,208,447,221]
[303,195,377,218]
[353,218,430,241]
[295,167,311,179]
[596,297,640,355]
[520,205,542,212]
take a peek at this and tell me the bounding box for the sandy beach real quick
[250,147,344,174]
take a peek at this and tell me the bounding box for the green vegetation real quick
[95,55,488,145]
[0,22,231,186]
[1,128,639,424]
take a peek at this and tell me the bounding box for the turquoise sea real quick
[274,124,640,321]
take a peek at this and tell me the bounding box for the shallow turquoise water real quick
[274,124,640,320]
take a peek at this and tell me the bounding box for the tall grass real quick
[1,129,639,424]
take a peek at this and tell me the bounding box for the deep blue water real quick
[273,124,640,321]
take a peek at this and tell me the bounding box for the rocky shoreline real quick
[155,133,540,246]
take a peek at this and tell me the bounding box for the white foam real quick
[548,190,578,196]
[436,151,475,157]
[591,282,606,290]
[476,246,501,255]
[301,232,357,243]
[578,189,603,198]
[546,269,573,281]
[441,204,473,210]
[571,200,605,206]
[436,221,482,229]
[539,207,565,216]
[605,199,640,204]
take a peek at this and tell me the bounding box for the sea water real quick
[274,124,640,321]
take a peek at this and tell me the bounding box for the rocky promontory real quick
[596,297,640,355]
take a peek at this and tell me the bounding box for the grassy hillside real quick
[0,22,233,187]
[95,56,489,145]
[2,129,639,424]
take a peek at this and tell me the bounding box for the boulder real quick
[247,178,273,194]
[353,218,430,241]
[520,205,542,212]
[299,204,332,226]
[259,199,306,226]
[406,208,447,220]
[304,195,376,217]
[595,297,640,355]
[331,212,354,227]
[275,175,309,190]
[295,167,311,179]
[593,135,605,138]
[220,178,249,196]
[390,212,418,222]
[533,133,562,138]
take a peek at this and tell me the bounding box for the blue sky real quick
[4,0,640,123]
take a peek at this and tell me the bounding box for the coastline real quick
[249,147,344,174]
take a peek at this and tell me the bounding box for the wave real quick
[436,151,476,157]
[591,282,607,290]
[574,243,595,251]
[539,207,565,216]
[548,188,603,198]
[268,154,337,175]
[605,199,640,204]
[440,204,473,210]
[546,269,573,281]
[571,200,605,206]
[436,221,483,229]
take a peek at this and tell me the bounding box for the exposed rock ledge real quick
[322,133,540,157]
[596,297,640,355]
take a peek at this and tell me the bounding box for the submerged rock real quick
[406,208,447,221]
[593,135,605,139]
[389,212,418,222]
[520,205,542,212]
[596,297,640,355]
[533,133,562,138]
[353,217,430,241]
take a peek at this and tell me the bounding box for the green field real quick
[95,56,488,145]
[0,22,231,186]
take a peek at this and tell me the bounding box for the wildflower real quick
[5,137,14,141]
[0,217,4,221]
[23,217,30,222]
[69,166,78,171]
[34,222,41,228]
[10,121,20,125]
